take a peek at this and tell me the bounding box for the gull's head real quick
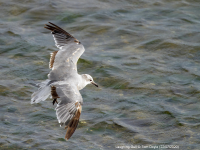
[82,74,98,87]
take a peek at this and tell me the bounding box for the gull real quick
[31,22,98,140]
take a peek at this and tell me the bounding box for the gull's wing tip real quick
[44,22,54,28]
[64,104,81,140]
[44,24,50,29]
[65,137,69,141]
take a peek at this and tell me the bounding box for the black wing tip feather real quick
[44,22,61,29]
[44,22,81,45]
[48,22,61,28]
[44,22,74,37]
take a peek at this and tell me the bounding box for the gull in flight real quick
[31,22,98,140]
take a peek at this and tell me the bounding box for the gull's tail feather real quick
[31,79,51,104]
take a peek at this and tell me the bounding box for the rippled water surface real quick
[1,0,200,149]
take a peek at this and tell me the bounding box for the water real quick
[1,0,200,149]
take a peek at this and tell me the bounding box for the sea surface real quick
[0,0,200,150]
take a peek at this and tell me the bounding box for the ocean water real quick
[0,0,200,149]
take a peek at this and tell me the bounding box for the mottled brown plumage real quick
[49,51,58,69]
[65,103,82,140]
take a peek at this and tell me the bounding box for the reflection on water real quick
[1,0,200,149]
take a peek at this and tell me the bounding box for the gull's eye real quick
[90,80,92,81]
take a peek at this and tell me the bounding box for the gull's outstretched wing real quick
[51,81,83,140]
[44,22,85,81]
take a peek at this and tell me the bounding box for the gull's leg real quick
[52,99,58,105]
[51,86,60,105]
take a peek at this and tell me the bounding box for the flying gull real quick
[31,22,98,140]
